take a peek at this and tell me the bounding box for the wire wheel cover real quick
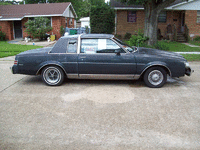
[148,70,164,86]
[44,67,61,85]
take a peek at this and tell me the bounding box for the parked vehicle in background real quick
[11,34,193,88]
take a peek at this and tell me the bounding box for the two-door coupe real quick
[11,34,193,88]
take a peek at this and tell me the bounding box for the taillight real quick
[14,60,18,65]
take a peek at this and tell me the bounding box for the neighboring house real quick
[0,2,77,40]
[79,17,90,28]
[111,0,200,42]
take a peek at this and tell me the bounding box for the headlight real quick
[184,62,190,68]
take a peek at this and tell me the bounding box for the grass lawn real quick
[181,54,200,61]
[189,41,200,46]
[0,41,43,58]
[158,41,200,52]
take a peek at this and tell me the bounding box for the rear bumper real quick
[10,65,19,74]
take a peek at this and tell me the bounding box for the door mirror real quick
[115,49,121,55]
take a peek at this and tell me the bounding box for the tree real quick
[90,3,115,34]
[120,0,185,45]
[25,17,53,40]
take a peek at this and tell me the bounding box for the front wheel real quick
[143,67,167,88]
[41,66,64,86]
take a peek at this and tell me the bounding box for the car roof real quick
[61,34,114,39]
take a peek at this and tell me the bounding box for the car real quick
[11,34,193,88]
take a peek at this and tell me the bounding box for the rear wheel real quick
[143,67,167,88]
[41,66,64,86]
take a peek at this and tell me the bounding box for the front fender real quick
[36,61,67,75]
[137,61,171,76]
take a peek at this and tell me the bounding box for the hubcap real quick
[148,70,163,86]
[44,67,61,85]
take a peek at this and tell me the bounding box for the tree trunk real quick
[144,3,160,46]
[143,0,176,46]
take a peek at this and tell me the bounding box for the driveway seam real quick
[0,77,26,93]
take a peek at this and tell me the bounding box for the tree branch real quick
[156,0,176,12]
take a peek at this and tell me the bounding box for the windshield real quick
[113,37,135,52]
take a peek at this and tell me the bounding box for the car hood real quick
[137,47,186,61]
[17,47,52,55]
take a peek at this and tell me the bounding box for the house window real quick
[158,11,167,23]
[197,11,200,23]
[127,11,136,23]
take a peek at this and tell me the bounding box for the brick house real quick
[0,2,77,40]
[111,0,200,42]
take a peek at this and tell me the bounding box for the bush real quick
[153,42,169,51]
[194,36,200,41]
[60,26,65,36]
[0,26,6,41]
[115,34,122,40]
[25,17,52,40]
[126,30,149,47]
[0,31,6,41]
[124,32,132,40]
[90,3,115,34]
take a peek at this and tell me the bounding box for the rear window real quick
[50,38,78,53]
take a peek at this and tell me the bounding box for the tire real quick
[143,67,167,88]
[41,66,64,86]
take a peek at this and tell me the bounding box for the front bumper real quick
[185,66,194,76]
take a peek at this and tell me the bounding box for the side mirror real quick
[115,50,121,56]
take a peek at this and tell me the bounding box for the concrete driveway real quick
[0,60,200,149]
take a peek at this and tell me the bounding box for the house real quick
[79,17,90,28]
[110,0,200,42]
[0,2,77,40]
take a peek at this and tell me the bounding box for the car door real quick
[49,38,79,74]
[78,38,136,75]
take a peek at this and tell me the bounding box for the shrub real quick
[0,26,6,41]
[60,26,65,36]
[115,34,122,40]
[25,17,53,40]
[124,32,132,40]
[90,3,115,34]
[126,32,149,47]
[153,42,169,51]
[194,36,200,41]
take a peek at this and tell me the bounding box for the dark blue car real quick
[11,34,193,88]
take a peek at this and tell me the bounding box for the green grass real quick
[181,54,200,61]
[0,41,43,58]
[158,41,200,52]
[189,41,200,46]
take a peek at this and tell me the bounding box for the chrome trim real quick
[36,63,68,76]
[141,64,172,76]
[77,34,82,54]
[78,74,136,80]
[67,74,79,79]
[61,62,78,64]
[78,62,136,65]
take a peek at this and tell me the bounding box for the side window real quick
[81,39,125,54]
[67,40,77,53]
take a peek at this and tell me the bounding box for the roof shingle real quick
[0,2,71,20]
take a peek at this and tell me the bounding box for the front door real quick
[14,21,22,38]
[78,38,136,75]
[181,11,185,32]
